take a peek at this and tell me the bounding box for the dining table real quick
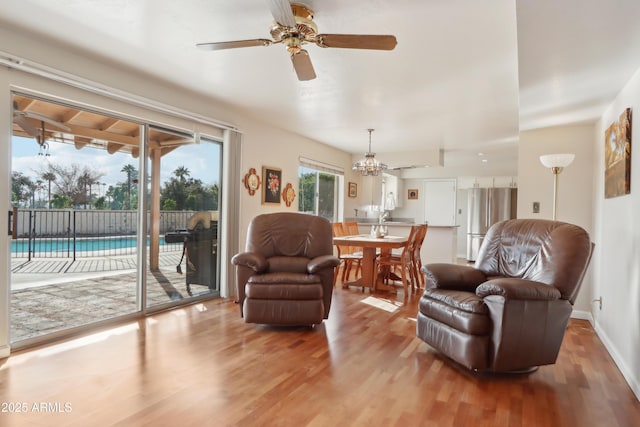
[332,234,408,292]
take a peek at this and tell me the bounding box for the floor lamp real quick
[539,153,575,221]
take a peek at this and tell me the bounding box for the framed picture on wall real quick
[262,166,282,205]
[604,107,632,199]
[348,182,357,198]
[408,189,419,200]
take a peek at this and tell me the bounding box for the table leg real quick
[374,248,397,293]
[342,246,376,290]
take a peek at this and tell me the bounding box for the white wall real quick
[235,118,353,247]
[517,124,595,317]
[517,70,640,400]
[592,67,640,401]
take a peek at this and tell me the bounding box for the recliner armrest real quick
[476,278,562,301]
[307,255,341,274]
[421,263,487,291]
[231,252,268,273]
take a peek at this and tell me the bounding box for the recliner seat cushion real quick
[246,282,323,300]
[416,313,490,370]
[247,272,321,285]
[419,289,491,335]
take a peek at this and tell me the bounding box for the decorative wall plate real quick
[243,167,261,195]
[282,183,296,207]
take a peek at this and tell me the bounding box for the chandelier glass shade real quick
[352,129,387,176]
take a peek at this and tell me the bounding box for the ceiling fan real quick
[13,101,71,139]
[196,0,397,81]
[13,101,71,155]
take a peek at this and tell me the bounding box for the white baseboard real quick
[570,309,593,323]
[594,322,640,402]
[0,344,10,359]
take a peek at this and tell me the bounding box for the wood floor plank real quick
[0,287,639,426]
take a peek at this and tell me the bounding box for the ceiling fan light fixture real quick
[197,0,397,81]
[353,129,387,176]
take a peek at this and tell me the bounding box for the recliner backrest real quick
[245,212,333,260]
[475,219,592,303]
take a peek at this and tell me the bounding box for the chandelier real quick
[352,128,387,176]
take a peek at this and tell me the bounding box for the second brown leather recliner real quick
[416,219,593,372]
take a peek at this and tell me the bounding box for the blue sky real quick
[12,136,221,190]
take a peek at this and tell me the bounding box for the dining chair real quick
[331,222,362,286]
[377,225,419,295]
[343,221,363,277]
[410,224,428,288]
[344,221,359,236]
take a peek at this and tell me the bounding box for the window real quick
[298,165,341,222]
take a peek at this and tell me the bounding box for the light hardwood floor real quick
[1,285,639,427]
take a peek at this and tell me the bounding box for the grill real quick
[165,212,218,295]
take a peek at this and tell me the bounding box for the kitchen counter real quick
[345,220,458,263]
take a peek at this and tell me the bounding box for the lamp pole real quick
[551,166,561,221]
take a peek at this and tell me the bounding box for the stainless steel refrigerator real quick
[466,188,517,261]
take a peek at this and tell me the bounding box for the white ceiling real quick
[2,0,640,173]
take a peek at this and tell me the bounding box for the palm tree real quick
[173,166,190,182]
[121,164,137,209]
[41,171,56,209]
[77,171,91,209]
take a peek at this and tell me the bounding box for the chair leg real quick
[342,259,354,283]
[400,263,408,296]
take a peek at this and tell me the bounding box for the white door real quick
[423,179,457,226]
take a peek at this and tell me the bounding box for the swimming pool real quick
[11,235,178,254]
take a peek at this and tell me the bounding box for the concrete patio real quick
[10,251,219,343]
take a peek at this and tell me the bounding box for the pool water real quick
[11,236,175,253]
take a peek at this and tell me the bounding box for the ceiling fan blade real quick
[197,39,274,51]
[268,0,297,28]
[16,111,71,132]
[290,49,316,81]
[13,115,39,137]
[316,34,397,50]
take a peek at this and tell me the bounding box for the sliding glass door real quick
[145,129,222,309]
[10,94,143,344]
[10,93,223,346]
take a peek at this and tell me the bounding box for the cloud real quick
[12,137,221,188]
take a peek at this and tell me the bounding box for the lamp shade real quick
[539,153,575,169]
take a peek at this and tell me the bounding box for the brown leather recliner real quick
[416,219,593,372]
[231,212,340,325]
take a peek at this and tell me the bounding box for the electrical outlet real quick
[533,202,540,213]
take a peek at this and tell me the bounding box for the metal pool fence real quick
[9,209,198,260]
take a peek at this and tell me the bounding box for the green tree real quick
[41,171,56,209]
[162,198,177,210]
[40,163,103,208]
[51,194,72,209]
[159,166,219,211]
[298,171,315,213]
[173,166,190,182]
[11,172,34,208]
[121,164,137,210]
[94,196,108,210]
